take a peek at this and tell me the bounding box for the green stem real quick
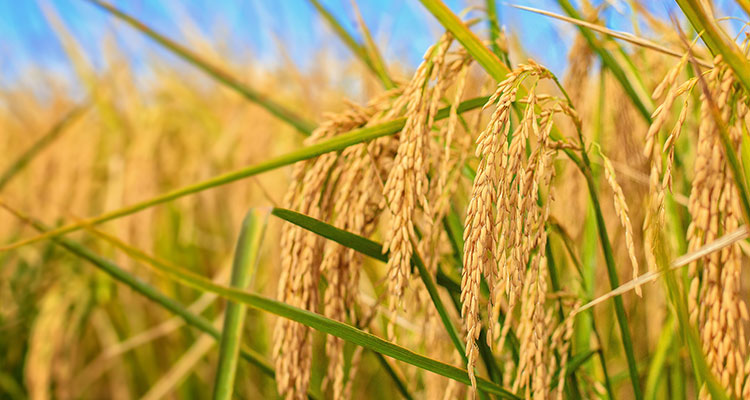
[213,209,269,400]
[644,316,676,400]
[549,227,616,399]
[485,0,508,66]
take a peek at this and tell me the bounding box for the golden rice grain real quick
[381,34,453,323]
[600,151,641,295]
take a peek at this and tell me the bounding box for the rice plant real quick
[3,1,750,399]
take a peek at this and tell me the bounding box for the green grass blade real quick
[308,0,369,66]
[661,263,728,400]
[1,96,488,252]
[82,225,520,399]
[273,208,510,395]
[550,224,616,399]
[0,203,286,393]
[741,124,750,197]
[668,340,686,400]
[273,207,457,293]
[0,105,87,191]
[86,0,316,135]
[563,351,597,378]
[549,350,596,391]
[270,208,504,394]
[213,209,269,400]
[545,241,583,398]
[272,208,384,261]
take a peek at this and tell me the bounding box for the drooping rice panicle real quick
[600,150,641,295]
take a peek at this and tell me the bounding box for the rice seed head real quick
[275,93,397,399]
[461,60,566,396]
[600,150,641,295]
[461,65,524,389]
[680,57,750,399]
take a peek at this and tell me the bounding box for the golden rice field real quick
[3,0,750,399]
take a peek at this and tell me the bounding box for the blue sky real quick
[0,0,745,95]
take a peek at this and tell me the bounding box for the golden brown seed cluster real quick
[274,24,630,399]
[646,54,750,398]
[275,41,619,398]
[460,61,578,397]
[274,91,399,399]
[381,33,474,336]
[600,151,641,295]
[687,61,750,399]
[275,31,476,399]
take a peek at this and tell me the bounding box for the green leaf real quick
[272,208,384,261]
[484,0,509,65]
[86,0,316,135]
[213,209,269,400]
[1,96,488,252]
